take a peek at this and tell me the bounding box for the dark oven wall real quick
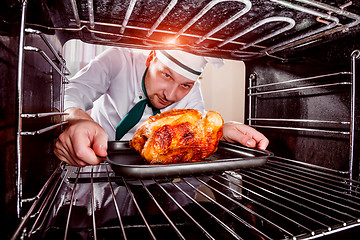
[245,30,360,175]
[0,23,19,239]
[0,2,62,237]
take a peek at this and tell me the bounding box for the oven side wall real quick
[245,30,360,175]
[0,19,62,240]
[0,30,19,239]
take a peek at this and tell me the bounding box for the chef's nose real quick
[164,83,178,101]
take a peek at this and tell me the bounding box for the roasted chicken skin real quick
[129,109,224,164]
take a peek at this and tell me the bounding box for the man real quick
[54,48,269,167]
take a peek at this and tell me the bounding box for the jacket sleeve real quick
[64,48,121,111]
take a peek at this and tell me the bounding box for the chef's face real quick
[145,57,195,109]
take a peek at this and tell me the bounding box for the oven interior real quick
[1,0,360,239]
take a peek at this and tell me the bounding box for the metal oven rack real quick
[11,0,360,239]
[71,0,360,59]
[26,0,360,60]
[247,50,360,180]
[11,160,360,240]
[15,1,70,218]
[13,0,360,218]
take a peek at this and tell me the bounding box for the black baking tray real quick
[106,141,273,179]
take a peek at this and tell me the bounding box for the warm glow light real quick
[166,38,177,45]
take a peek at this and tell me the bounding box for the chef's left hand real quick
[222,121,269,150]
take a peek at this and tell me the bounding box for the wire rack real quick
[30,0,360,60]
[13,157,360,240]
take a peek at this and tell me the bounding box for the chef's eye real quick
[162,72,171,78]
[182,84,191,89]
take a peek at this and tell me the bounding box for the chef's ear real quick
[146,50,156,67]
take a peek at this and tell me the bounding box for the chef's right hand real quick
[54,108,108,167]
[222,121,269,150]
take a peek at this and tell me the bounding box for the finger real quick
[54,140,74,166]
[54,148,70,165]
[92,131,108,157]
[54,142,80,167]
[229,125,254,146]
[63,136,88,167]
[228,128,256,148]
[246,128,269,150]
[58,133,86,167]
[234,124,269,149]
[246,138,257,148]
[257,138,269,150]
[76,159,88,167]
[71,131,102,165]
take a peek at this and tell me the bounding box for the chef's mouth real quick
[157,96,171,106]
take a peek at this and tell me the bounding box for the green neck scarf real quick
[115,68,160,140]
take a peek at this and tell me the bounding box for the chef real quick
[54,48,269,166]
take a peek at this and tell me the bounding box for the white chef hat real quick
[155,50,224,81]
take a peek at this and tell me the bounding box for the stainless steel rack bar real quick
[247,118,350,125]
[266,0,360,55]
[349,49,360,180]
[16,0,28,217]
[26,168,71,237]
[213,173,318,235]
[63,166,80,240]
[20,122,68,136]
[169,177,245,240]
[24,46,70,83]
[105,166,127,240]
[153,178,215,240]
[237,16,296,50]
[141,180,186,240]
[249,124,350,135]
[11,163,67,240]
[24,28,71,75]
[266,0,339,55]
[90,167,98,240]
[13,159,359,240]
[248,72,352,90]
[21,112,68,118]
[245,169,360,220]
[192,176,292,238]
[123,177,157,240]
[264,161,360,203]
[174,0,252,43]
[15,0,70,218]
[300,0,360,29]
[248,81,351,96]
[221,15,296,58]
[146,0,178,38]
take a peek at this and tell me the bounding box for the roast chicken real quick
[129,109,224,164]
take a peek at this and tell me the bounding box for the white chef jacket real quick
[64,48,205,140]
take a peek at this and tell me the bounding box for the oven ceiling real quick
[3,0,360,60]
